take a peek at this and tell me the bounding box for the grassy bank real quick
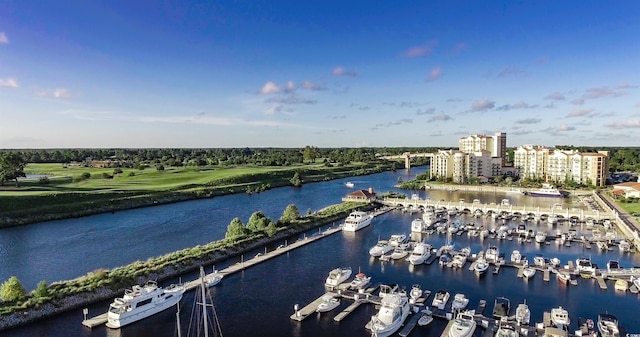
[0,201,375,330]
[0,162,391,228]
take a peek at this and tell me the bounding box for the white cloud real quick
[566,109,593,118]
[260,81,280,94]
[497,66,523,78]
[426,66,442,81]
[285,81,295,93]
[402,40,438,57]
[0,78,19,88]
[470,99,495,112]
[332,66,358,77]
[0,32,8,44]
[545,92,565,100]
[515,118,542,124]
[302,81,326,91]
[428,113,453,122]
[38,88,72,99]
[605,119,640,129]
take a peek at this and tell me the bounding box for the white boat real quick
[510,250,522,264]
[614,279,628,292]
[439,252,452,266]
[575,257,596,275]
[367,291,410,337]
[474,258,489,275]
[369,239,393,257]
[550,306,570,328]
[550,257,561,267]
[432,290,450,310]
[106,281,185,328]
[535,231,547,243]
[597,313,620,337]
[496,322,519,337]
[534,254,546,267]
[325,267,352,289]
[390,245,409,260]
[522,267,536,279]
[515,300,531,325]
[345,181,354,188]
[632,276,640,290]
[485,245,499,263]
[204,270,224,287]
[388,234,408,247]
[316,294,340,313]
[619,239,632,253]
[448,312,477,337]
[557,271,570,285]
[417,309,434,326]
[378,283,399,298]
[526,183,566,197]
[548,214,559,224]
[409,284,423,304]
[411,218,426,233]
[342,211,373,232]
[408,242,432,265]
[451,293,469,311]
[349,272,371,290]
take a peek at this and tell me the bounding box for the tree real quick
[0,152,27,187]
[265,222,278,237]
[225,217,247,239]
[290,171,302,187]
[247,211,272,232]
[280,204,300,223]
[0,276,26,302]
[32,280,49,298]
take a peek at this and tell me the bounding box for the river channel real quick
[1,168,639,336]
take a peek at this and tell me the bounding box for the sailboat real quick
[177,266,223,337]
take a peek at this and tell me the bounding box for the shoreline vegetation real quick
[0,200,378,331]
[0,162,394,228]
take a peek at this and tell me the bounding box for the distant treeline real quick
[0,147,437,167]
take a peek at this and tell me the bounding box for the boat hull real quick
[106,288,184,328]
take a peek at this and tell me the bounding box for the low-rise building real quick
[613,182,640,199]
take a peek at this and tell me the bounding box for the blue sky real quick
[1,1,639,148]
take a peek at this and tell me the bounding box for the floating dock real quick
[398,313,421,337]
[81,313,108,328]
[333,299,365,322]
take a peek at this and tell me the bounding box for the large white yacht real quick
[325,267,352,289]
[550,306,570,329]
[342,211,373,232]
[526,183,566,197]
[411,218,427,233]
[388,234,408,247]
[535,231,547,244]
[408,242,432,265]
[449,312,477,337]
[106,281,185,328]
[367,291,410,337]
[597,313,619,337]
[510,250,522,264]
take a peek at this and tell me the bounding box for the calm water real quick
[2,169,639,336]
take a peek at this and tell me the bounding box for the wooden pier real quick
[398,313,421,337]
[81,313,108,328]
[595,276,608,290]
[333,299,365,322]
[290,293,334,321]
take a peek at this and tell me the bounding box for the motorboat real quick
[369,239,393,257]
[411,218,426,233]
[597,313,620,337]
[526,183,566,197]
[575,257,596,276]
[349,272,371,290]
[408,242,432,265]
[548,214,559,224]
[515,300,531,325]
[618,239,632,253]
[534,254,546,267]
[535,231,547,243]
[550,257,561,267]
[417,309,434,326]
[607,260,621,272]
[632,276,640,290]
[485,245,499,263]
[556,271,570,285]
[316,294,340,313]
[474,258,489,275]
[510,250,522,264]
[325,267,352,289]
[451,293,469,311]
[345,181,354,188]
[614,279,628,292]
[409,284,423,304]
[479,229,489,238]
[366,291,410,337]
[448,312,477,337]
[522,267,536,279]
[106,281,185,328]
[451,253,467,268]
[492,297,510,319]
[378,283,399,298]
[204,270,224,287]
[550,306,570,328]
[439,252,452,266]
[342,211,373,232]
[495,322,518,337]
[390,245,409,260]
[432,290,450,310]
[388,234,408,247]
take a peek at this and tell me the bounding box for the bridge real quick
[381,197,611,221]
[379,152,433,169]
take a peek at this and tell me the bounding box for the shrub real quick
[0,276,26,303]
[80,172,91,180]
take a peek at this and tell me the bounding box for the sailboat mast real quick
[200,267,209,337]
[176,302,182,337]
